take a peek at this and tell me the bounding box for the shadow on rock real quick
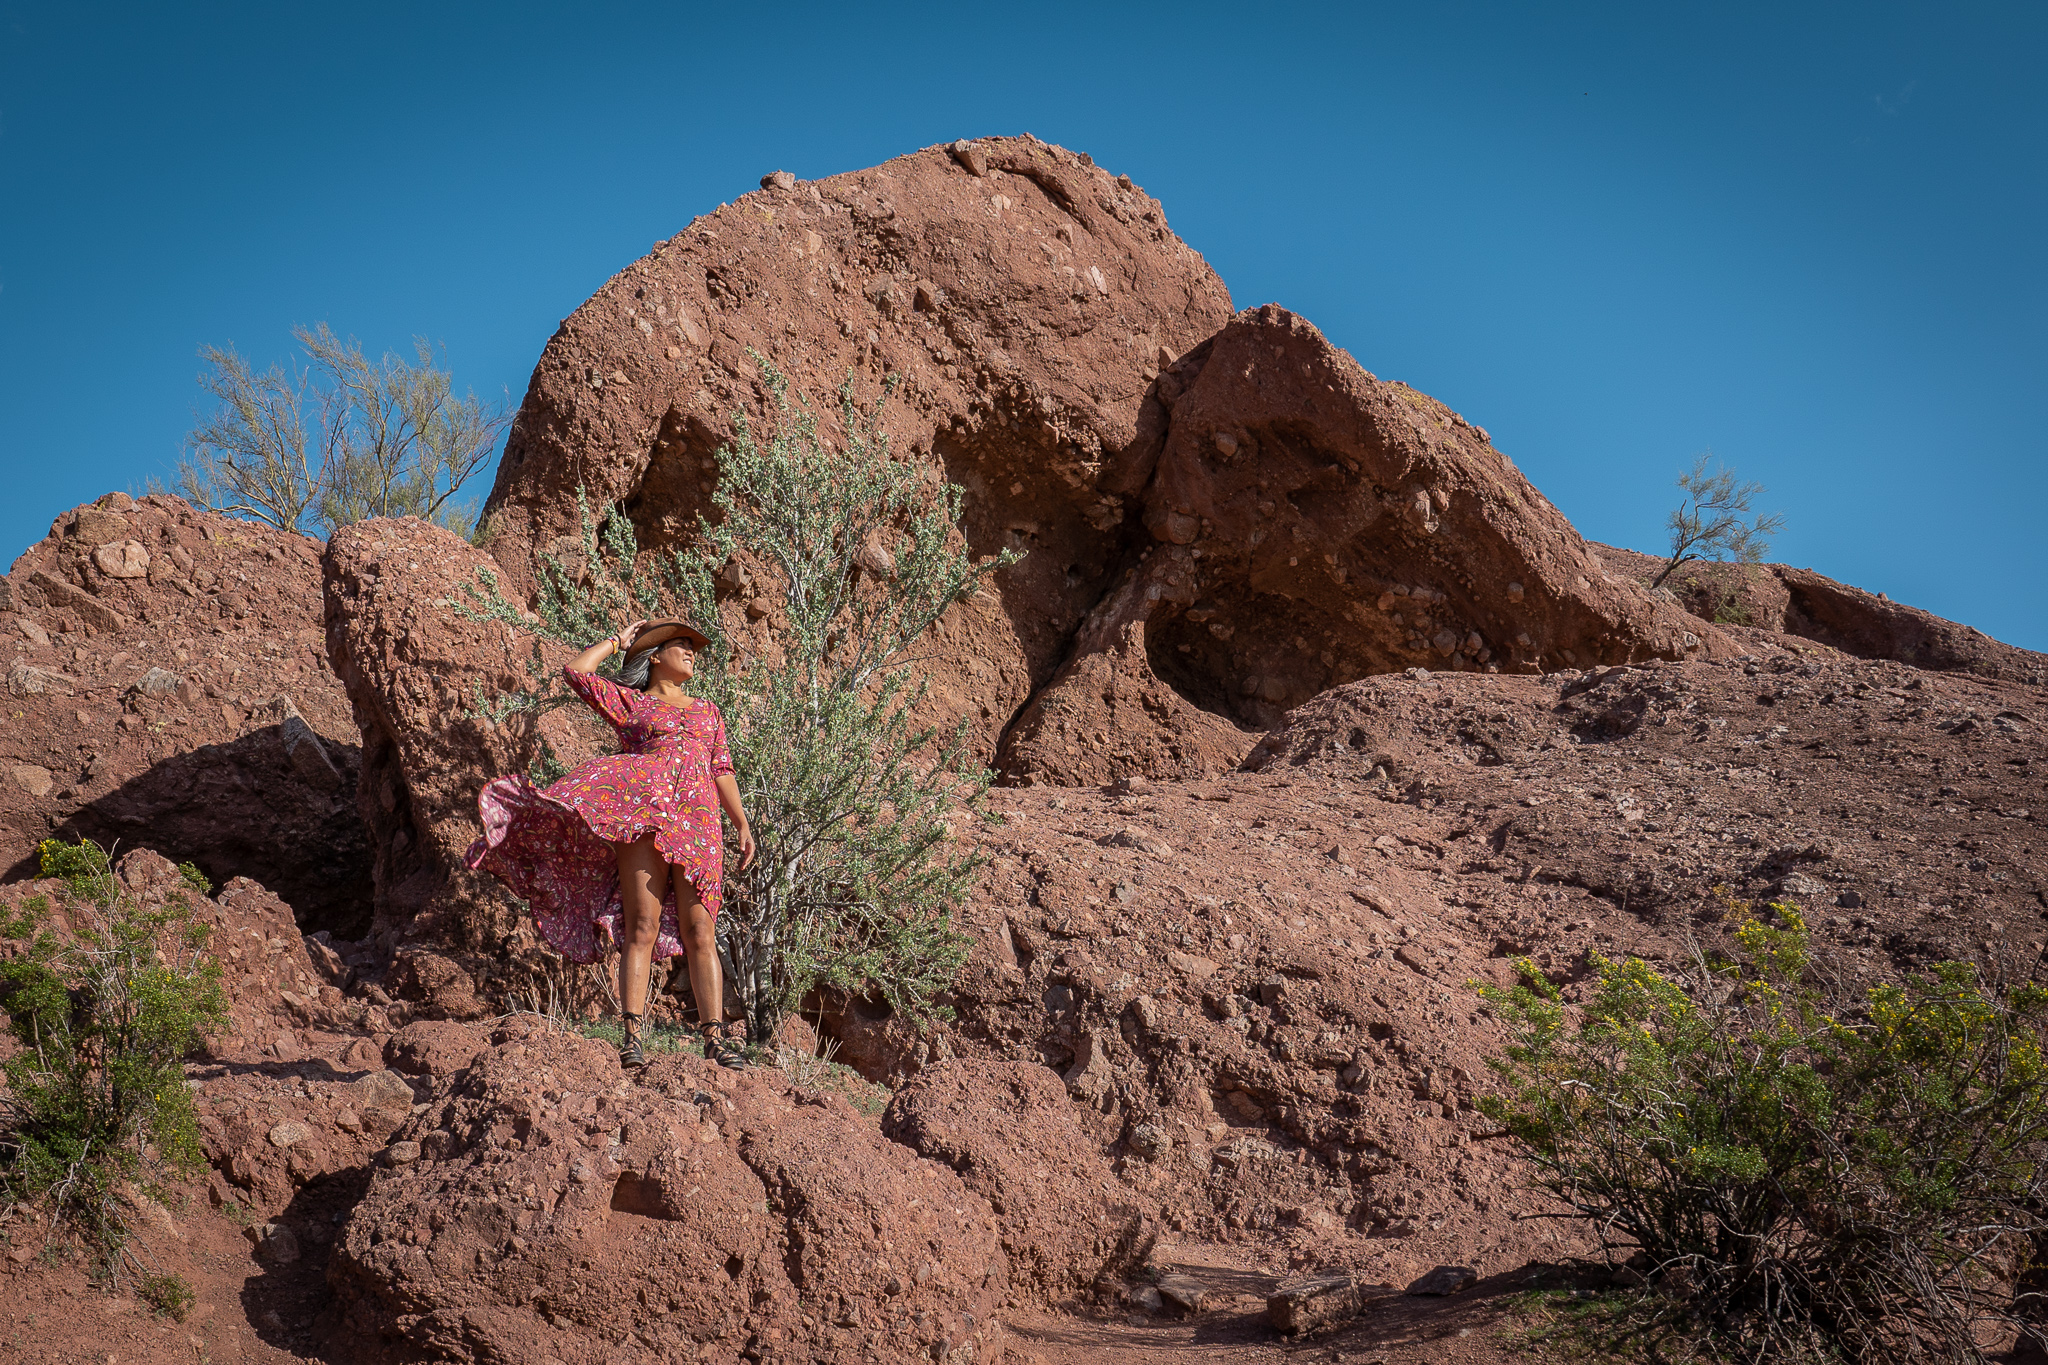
[18,720,373,938]
[243,1162,376,1360]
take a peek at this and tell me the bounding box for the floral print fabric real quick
[465,667,734,965]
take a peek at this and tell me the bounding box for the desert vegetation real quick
[1654,454,1786,589]
[178,322,506,538]
[0,840,224,1281]
[1481,897,2048,1362]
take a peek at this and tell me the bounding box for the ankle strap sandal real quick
[619,1012,646,1069]
[703,1027,748,1070]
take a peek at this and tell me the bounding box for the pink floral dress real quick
[465,667,734,964]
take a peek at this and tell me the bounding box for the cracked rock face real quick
[328,1019,1011,1365]
[997,306,1730,785]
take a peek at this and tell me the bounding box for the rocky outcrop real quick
[480,145,1727,789]
[328,1018,1011,1365]
[481,135,1237,769]
[322,517,613,1015]
[1590,543,2047,684]
[941,642,2048,1292]
[945,770,1540,1286]
[1768,566,2044,678]
[884,1058,1153,1303]
[998,306,1731,784]
[0,493,369,934]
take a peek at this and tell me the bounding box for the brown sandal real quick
[619,1012,646,1069]
[704,1027,748,1070]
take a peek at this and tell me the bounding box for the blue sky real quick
[2,2,2042,649]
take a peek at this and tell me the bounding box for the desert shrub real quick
[1711,590,1754,626]
[1654,453,1785,589]
[1668,563,1759,627]
[0,840,228,1267]
[138,1271,195,1321]
[179,322,507,537]
[458,356,1018,1043]
[1480,900,2048,1362]
[776,1038,889,1117]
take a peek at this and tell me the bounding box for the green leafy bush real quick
[1480,900,2048,1362]
[138,1271,195,1321]
[458,357,1017,1043]
[0,840,228,1265]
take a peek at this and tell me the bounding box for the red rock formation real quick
[481,136,1236,766]
[1591,542,2048,684]
[322,517,602,1015]
[478,144,1727,790]
[884,1058,1156,1302]
[328,1019,1013,1364]
[997,306,1731,785]
[933,643,2048,1294]
[0,493,369,933]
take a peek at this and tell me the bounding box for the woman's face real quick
[651,640,696,682]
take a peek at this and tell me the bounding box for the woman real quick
[465,618,756,1069]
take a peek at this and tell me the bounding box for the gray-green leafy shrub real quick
[1480,900,2048,1363]
[138,1271,195,1321]
[458,357,1018,1042]
[0,840,228,1267]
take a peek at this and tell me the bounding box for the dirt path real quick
[1007,1242,1557,1365]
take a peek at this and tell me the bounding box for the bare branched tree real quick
[181,345,327,533]
[1653,453,1787,589]
[181,323,507,538]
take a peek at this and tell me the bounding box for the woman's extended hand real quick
[713,775,754,870]
[569,619,641,674]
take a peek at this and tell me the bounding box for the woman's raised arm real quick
[567,619,647,674]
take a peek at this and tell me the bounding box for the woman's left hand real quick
[736,824,757,872]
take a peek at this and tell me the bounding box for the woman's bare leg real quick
[675,883,724,1028]
[614,835,668,1029]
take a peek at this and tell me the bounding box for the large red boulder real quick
[884,1058,1155,1303]
[480,135,1237,766]
[997,306,1732,784]
[0,493,369,934]
[321,517,599,1014]
[328,1019,1012,1364]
